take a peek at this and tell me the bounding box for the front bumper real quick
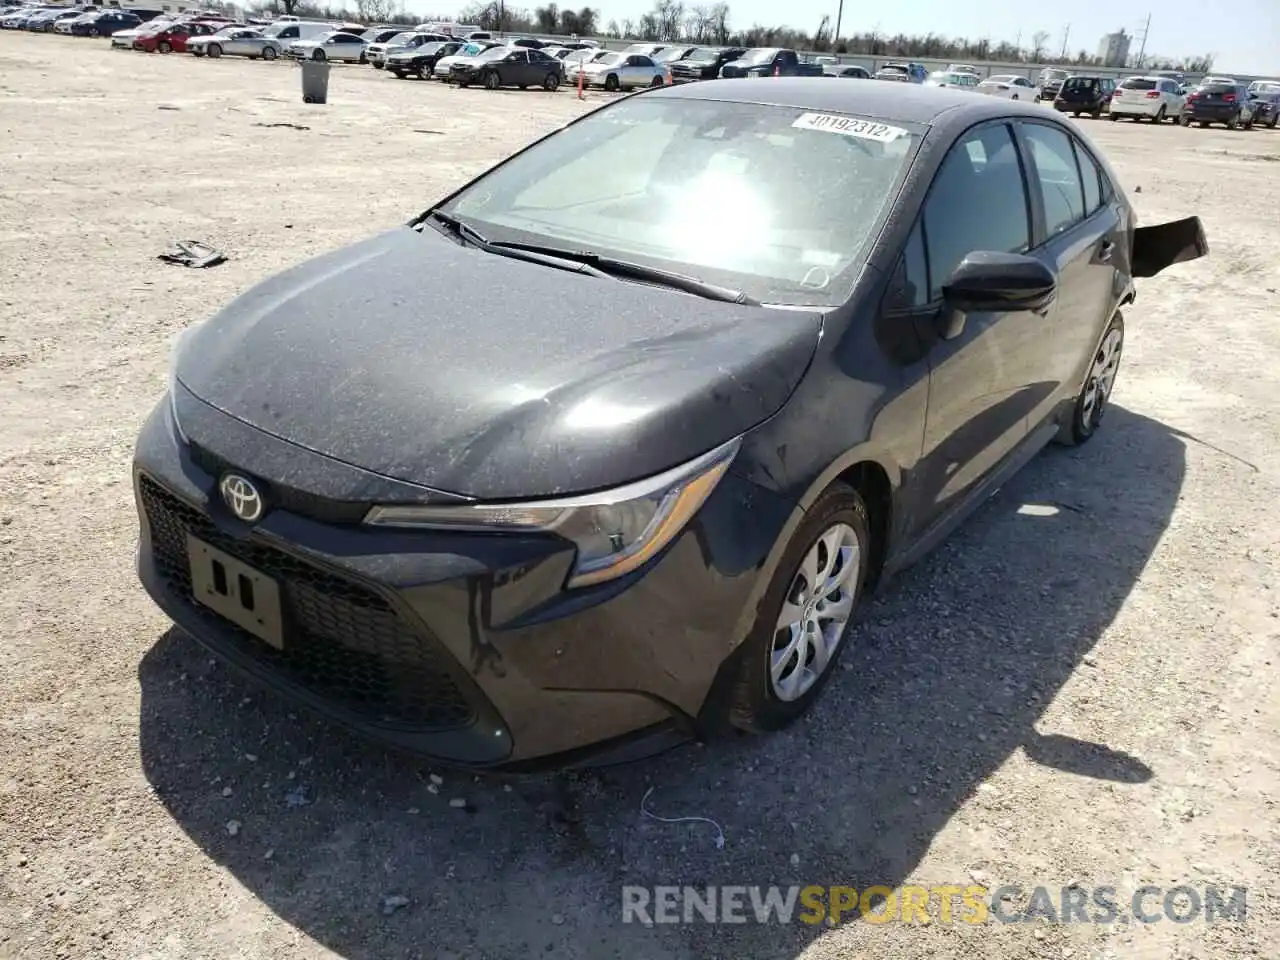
[133,393,792,769]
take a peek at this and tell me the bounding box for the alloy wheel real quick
[770,523,860,702]
[1080,327,1123,430]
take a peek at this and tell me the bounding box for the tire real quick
[1198,120,1209,127]
[604,73,620,91]
[1091,109,1101,118]
[1011,93,1018,100]
[729,483,871,733]
[1109,111,1119,121]
[207,43,221,58]
[87,26,99,36]
[1073,111,1081,117]
[650,75,663,87]
[483,71,499,90]
[312,49,325,61]
[1154,105,1165,122]
[191,48,203,56]
[358,51,367,63]
[262,46,276,61]
[415,64,427,79]
[156,40,170,53]
[1180,115,1191,126]
[1243,117,1253,130]
[542,72,558,91]
[1061,312,1124,446]
[1269,119,1277,129]
[373,61,383,69]
[391,69,404,78]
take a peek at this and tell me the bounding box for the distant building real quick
[1096,30,1131,67]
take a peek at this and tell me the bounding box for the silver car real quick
[368,31,437,68]
[286,30,368,62]
[188,26,282,59]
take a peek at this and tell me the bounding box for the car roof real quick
[651,76,1054,127]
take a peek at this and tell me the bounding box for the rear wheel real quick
[1061,312,1124,446]
[483,70,500,90]
[156,40,171,53]
[1243,115,1254,130]
[262,46,277,61]
[87,26,99,36]
[650,75,664,86]
[542,71,559,91]
[1109,111,1119,120]
[1154,105,1166,122]
[1227,113,1239,129]
[729,484,871,733]
[415,64,427,79]
[207,43,221,58]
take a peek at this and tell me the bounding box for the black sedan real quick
[1180,82,1259,129]
[386,39,462,79]
[452,46,563,90]
[134,80,1206,770]
[667,46,747,82]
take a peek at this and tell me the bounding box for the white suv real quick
[1110,75,1186,122]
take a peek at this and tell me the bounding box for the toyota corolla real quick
[134,80,1206,770]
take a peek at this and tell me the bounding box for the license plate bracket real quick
[187,534,285,650]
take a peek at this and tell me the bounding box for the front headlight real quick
[364,437,742,589]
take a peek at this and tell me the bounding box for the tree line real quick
[244,0,1216,72]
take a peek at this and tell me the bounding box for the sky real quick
[407,0,1279,75]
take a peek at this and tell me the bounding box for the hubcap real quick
[770,523,860,702]
[1081,327,1123,429]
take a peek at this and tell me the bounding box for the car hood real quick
[175,226,822,500]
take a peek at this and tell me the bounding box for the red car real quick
[133,20,228,53]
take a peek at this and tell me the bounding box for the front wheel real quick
[603,73,620,91]
[1243,116,1254,130]
[312,49,325,61]
[1062,312,1124,446]
[729,484,870,733]
[542,72,559,91]
[372,61,383,69]
[483,70,499,90]
[262,46,277,60]
[1109,111,1119,120]
[1010,93,1019,100]
[87,26,99,36]
[156,40,171,53]
[207,43,221,58]
[650,75,664,87]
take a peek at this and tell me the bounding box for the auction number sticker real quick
[792,113,907,142]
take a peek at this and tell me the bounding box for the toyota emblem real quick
[219,473,264,523]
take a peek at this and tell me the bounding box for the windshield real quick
[686,47,721,61]
[740,48,779,65]
[653,46,689,62]
[440,97,919,307]
[385,31,415,43]
[456,42,486,56]
[1063,77,1096,90]
[1120,78,1157,90]
[1250,81,1280,93]
[471,46,505,60]
[590,52,621,66]
[986,75,1016,83]
[1041,70,1069,80]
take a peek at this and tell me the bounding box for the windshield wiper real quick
[422,210,611,279]
[480,241,761,306]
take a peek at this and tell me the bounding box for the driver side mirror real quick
[938,252,1058,338]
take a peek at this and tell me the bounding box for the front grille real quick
[187,443,370,524]
[140,475,476,731]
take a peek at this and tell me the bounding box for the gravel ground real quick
[2,34,1279,960]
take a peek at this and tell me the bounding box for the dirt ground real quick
[2,33,1279,960]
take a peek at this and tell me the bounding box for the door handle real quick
[1098,240,1115,263]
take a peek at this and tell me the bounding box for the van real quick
[262,19,330,41]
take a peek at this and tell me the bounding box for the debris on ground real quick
[251,122,310,131]
[640,786,726,849]
[225,820,241,837]
[284,784,311,808]
[157,240,226,269]
[381,894,410,916]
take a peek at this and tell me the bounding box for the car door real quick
[1015,120,1122,428]
[897,121,1043,530]
[225,30,249,55]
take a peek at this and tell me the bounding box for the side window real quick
[1073,140,1102,214]
[922,124,1031,300]
[1022,123,1085,236]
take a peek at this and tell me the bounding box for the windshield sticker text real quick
[792,113,907,143]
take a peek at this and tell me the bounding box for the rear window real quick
[1064,77,1097,90]
[1200,84,1235,95]
[1120,78,1156,90]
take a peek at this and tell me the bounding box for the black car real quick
[1181,83,1258,129]
[1053,75,1116,117]
[72,9,139,35]
[134,81,1206,770]
[666,45,746,82]
[452,46,563,91]
[1248,91,1280,128]
[1036,68,1070,101]
[386,39,461,79]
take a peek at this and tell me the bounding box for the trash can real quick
[300,60,331,104]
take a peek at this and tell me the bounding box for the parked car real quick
[286,30,368,62]
[367,30,442,68]
[828,65,871,79]
[111,17,169,47]
[947,63,980,75]
[135,83,1206,770]
[260,19,333,45]
[1201,75,1237,85]
[54,11,97,34]
[1053,75,1116,117]
[560,46,611,73]
[666,47,744,82]
[653,44,698,65]
[1035,67,1070,101]
[1244,87,1280,128]
[975,74,1037,99]
[1245,79,1280,96]
[573,51,667,90]
[874,60,926,83]
[505,36,544,49]
[618,41,665,58]
[26,7,83,31]
[1109,75,1185,122]
[452,46,562,90]
[386,39,462,78]
[1180,82,1257,129]
[134,20,225,53]
[72,8,138,36]
[925,70,981,90]
[188,26,281,59]
[431,39,502,79]
[718,47,824,78]
[358,26,401,45]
